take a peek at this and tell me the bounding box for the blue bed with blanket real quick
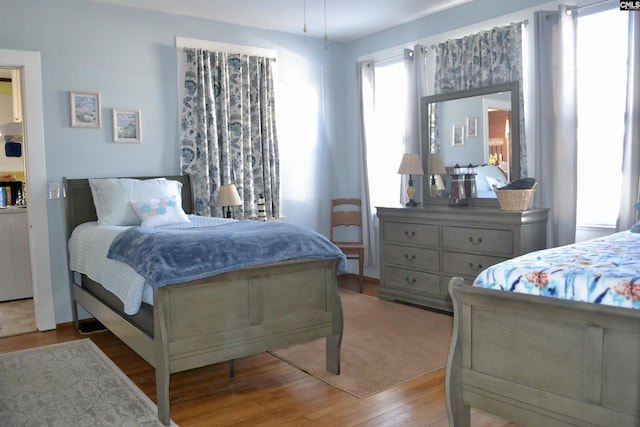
[64,175,346,426]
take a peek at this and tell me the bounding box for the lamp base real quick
[405,182,419,207]
[430,183,439,198]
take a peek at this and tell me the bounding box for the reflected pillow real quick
[131,195,190,227]
[474,165,507,192]
[89,178,183,226]
[486,176,508,191]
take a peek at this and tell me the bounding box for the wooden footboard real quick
[446,277,640,427]
[64,176,343,425]
[72,258,342,426]
[153,258,342,425]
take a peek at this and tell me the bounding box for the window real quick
[576,9,629,227]
[367,59,407,212]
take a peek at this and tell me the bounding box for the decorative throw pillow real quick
[89,178,183,226]
[131,195,190,227]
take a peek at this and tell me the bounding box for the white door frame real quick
[1,48,55,331]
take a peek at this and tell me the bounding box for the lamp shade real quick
[429,152,446,175]
[397,153,424,175]
[216,184,242,207]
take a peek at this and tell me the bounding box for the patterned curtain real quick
[434,23,527,175]
[180,48,280,219]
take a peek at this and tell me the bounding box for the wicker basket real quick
[493,182,538,211]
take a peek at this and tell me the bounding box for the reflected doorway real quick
[483,99,511,181]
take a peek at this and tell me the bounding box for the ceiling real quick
[89,0,473,43]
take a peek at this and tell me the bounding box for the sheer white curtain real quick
[534,6,578,247]
[356,61,377,267]
[401,45,429,205]
[617,11,640,230]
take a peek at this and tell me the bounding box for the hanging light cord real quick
[323,0,328,43]
[303,0,308,34]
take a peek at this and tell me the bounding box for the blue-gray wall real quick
[1,0,593,324]
[1,0,346,323]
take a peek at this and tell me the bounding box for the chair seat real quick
[335,242,364,251]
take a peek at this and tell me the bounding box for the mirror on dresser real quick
[421,81,520,207]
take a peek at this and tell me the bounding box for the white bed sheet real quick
[69,222,150,315]
[69,216,235,315]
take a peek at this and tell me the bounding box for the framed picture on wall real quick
[70,91,101,128]
[452,125,465,147]
[113,108,141,143]
[466,117,478,137]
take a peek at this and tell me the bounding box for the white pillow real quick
[486,176,508,191]
[89,178,183,226]
[131,195,190,227]
[474,165,507,192]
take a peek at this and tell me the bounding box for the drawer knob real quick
[404,253,416,262]
[468,262,484,272]
[405,276,416,285]
[469,236,483,245]
[404,230,416,238]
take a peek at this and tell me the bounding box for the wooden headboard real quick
[62,175,193,241]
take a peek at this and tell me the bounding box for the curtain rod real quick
[578,0,618,15]
[430,19,529,50]
[372,52,409,66]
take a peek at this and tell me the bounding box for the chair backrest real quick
[330,198,363,243]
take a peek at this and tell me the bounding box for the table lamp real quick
[428,152,447,198]
[216,184,242,218]
[397,153,424,207]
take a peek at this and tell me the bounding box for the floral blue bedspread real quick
[473,231,640,310]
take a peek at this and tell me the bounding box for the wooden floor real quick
[0,298,36,338]
[0,276,515,427]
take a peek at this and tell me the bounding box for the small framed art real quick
[70,91,101,128]
[113,108,141,143]
[466,117,478,137]
[452,125,465,146]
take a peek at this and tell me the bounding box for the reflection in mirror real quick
[421,82,520,206]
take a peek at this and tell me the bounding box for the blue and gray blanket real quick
[107,218,348,289]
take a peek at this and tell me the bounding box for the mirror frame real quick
[421,81,520,207]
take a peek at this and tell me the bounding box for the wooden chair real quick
[330,198,365,293]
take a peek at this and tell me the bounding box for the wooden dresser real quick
[376,206,548,312]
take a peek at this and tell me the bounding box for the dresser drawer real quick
[383,222,439,246]
[442,251,507,277]
[383,244,439,270]
[442,226,513,256]
[384,266,440,295]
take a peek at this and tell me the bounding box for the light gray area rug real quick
[272,291,453,398]
[0,339,177,426]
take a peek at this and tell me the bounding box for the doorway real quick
[0,68,35,337]
[0,48,55,333]
[482,99,512,182]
